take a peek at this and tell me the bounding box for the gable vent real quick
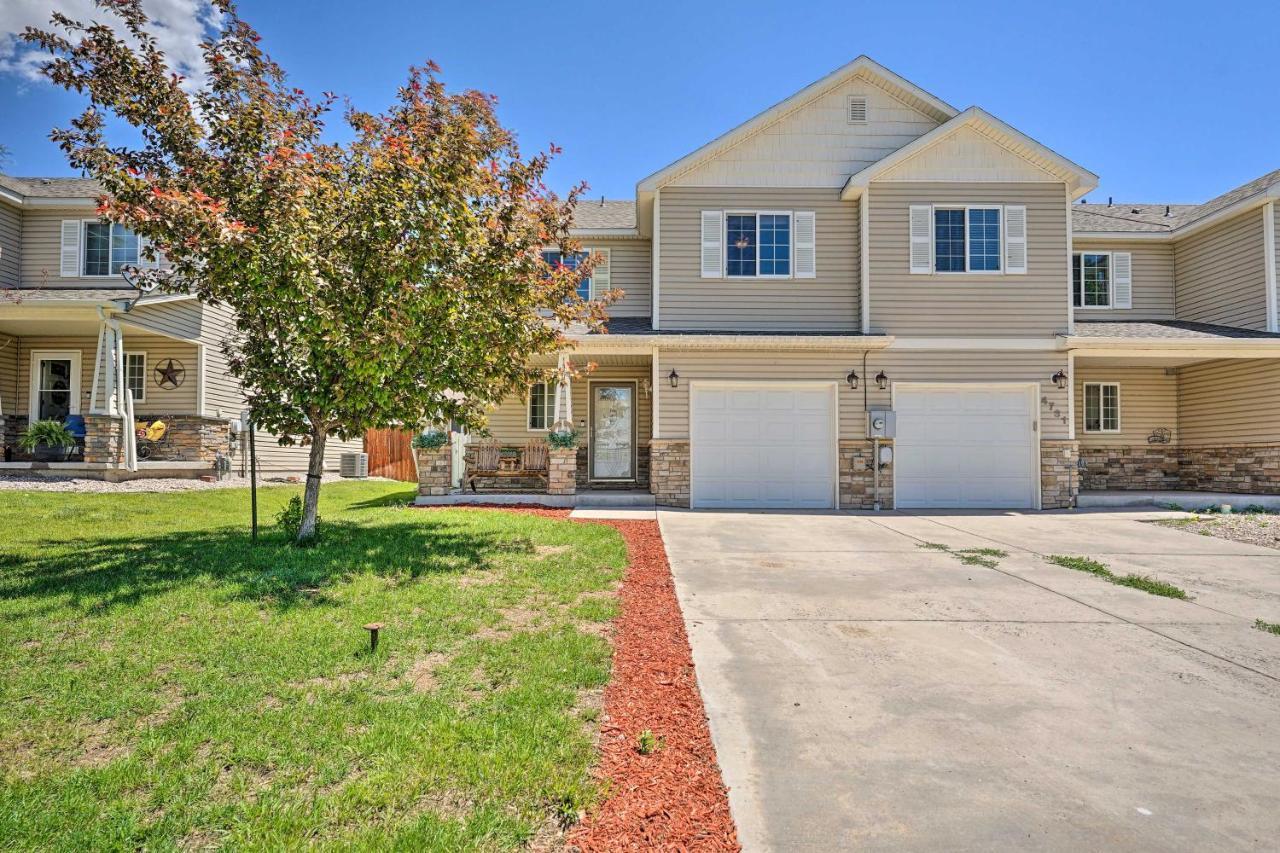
[847,96,868,124]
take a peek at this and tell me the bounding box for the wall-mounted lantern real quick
[668,368,680,389]
[845,369,859,390]
[875,370,889,391]
[1051,369,1069,390]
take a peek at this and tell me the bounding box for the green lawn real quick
[0,481,627,850]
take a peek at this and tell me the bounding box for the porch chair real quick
[522,440,550,489]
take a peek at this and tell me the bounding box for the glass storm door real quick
[591,385,634,480]
[36,358,74,421]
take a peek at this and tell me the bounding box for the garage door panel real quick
[895,386,1035,510]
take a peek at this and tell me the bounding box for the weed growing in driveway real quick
[1254,619,1280,636]
[1046,555,1188,599]
[918,543,1008,569]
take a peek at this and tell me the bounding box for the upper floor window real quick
[727,212,791,277]
[1083,382,1120,433]
[83,222,139,277]
[528,381,553,431]
[541,250,590,300]
[910,204,1025,275]
[1073,253,1111,307]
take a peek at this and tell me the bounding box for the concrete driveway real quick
[661,508,1280,851]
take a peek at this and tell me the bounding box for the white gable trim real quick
[841,107,1098,201]
[636,56,957,193]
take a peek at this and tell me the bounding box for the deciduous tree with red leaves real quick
[26,0,607,541]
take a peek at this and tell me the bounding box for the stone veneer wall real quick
[649,440,690,508]
[1040,440,1080,509]
[548,448,577,496]
[83,415,123,464]
[415,446,451,496]
[1081,444,1280,495]
[839,439,894,509]
[135,414,231,463]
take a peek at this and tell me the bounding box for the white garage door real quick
[691,384,836,509]
[895,385,1037,509]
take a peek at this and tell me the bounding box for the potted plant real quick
[410,428,449,452]
[547,427,579,450]
[19,420,79,462]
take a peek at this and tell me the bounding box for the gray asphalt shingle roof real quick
[571,199,636,230]
[0,175,102,199]
[1074,168,1280,234]
[1071,320,1280,340]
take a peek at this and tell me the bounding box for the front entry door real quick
[590,384,634,480]
[30,352,81,423]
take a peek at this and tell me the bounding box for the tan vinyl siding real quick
[658,187,859,331]
[1071,240,1175,320]
[589,238,651,318]
[1274,204,1280,331]
[122,299,205,341]
[656,348,1069,440]
[0,334,17,416]
[483,362,652,455]
[244,430,364,475]
[1174,208,1268,330]
[868,182,1069,336]
[1073,367,1178,447]
[15,333,198,417]
[0,204,20,288]
[1178,358,1280,446]
[19,208,132,290]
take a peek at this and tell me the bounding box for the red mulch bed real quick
[415,504,740,849]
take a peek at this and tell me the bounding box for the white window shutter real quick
[138,236,161,269]
[60,220,81,277]
[1004,205,1027,274]
[794,211,816,278]
[589,247,610,298]
[909,205,932,274]
[1113,252,1133,308]
[700,210,723,278]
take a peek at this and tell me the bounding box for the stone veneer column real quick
[839,439,894,510]
[648,439,690,507]
[83,415,123,464]
[548,447,577,496]
[1040,440,1079,509]
[415,446,452,496]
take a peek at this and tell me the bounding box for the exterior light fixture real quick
[875,371,889,391]
[1052,369,1069,390]
[668,368,680,388]
[845,369,859,390]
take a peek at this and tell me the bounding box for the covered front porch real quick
[0,293,227,479]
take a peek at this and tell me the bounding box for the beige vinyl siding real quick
[1073,367,1178,447]
[668,77,939,188]
[658,187,859,331]
[122,299,205,341]
[1274,204,1280,331]
[19,208,131,290]
[1072,241,1175,320]
[868,182,1069,336]
[589,238,651,318]
[1178,358,1280,446]
[1174,208,1268,330]
[656,348,1069,440]
[0,204,20,287]
[483,361,652,454]
[0,334,17,416]
[244,429,364,475]
[15,333,198,417]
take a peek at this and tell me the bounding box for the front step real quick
[575,490,657,508]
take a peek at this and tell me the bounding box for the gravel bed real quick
[1152,513,1280,550]
[0,472,362,493]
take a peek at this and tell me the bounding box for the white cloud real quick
[0,0,222,91]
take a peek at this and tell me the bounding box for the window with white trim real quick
[933,206,1001,272]
[527,381,553,431]
[1073,253,1111,307]
[83,222,140,276]
[541,250,590,300]
[726,212,791,277]
[1083,382,1120,433]
[124,352,146,402]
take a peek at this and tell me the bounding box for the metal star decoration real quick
[154,358,186,389]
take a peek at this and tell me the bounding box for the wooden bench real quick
[465,439,549,492]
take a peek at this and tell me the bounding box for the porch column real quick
[553,354,572,430]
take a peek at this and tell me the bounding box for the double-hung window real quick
[541,249,591,300]
[1073,253,1111,307]
[1083,382,1120,433]
[124,352,146,402]
[527,381,554,431]
[933,207,1001,272]
[726,212,791,277]
[83,222,140,276]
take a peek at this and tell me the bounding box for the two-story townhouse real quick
[466,56,1280,510]
[0,176,362,479]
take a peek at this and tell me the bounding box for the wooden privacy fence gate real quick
[363,428,417,481]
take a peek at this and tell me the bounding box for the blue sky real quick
[2,0,1277,204]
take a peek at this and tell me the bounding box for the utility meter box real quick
[868,408,896,439]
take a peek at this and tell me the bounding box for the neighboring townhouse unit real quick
[469,56,1280,510]
[0,175,361,479]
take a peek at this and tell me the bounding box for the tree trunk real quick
[297,429,328,543]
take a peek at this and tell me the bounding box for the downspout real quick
[1264,201,1277,333]
[860,189,870,334]
[1065,187,1076,335]
[652,189,661,330]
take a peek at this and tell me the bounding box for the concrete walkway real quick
[661,508,1280,851]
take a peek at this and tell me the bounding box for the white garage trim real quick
[689,380,839,509]
[891,382,1041,510]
